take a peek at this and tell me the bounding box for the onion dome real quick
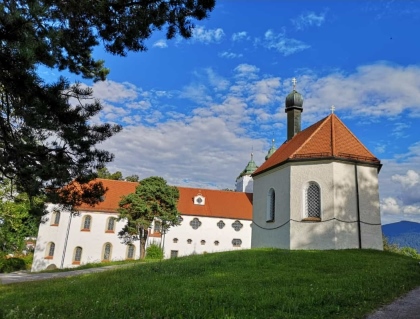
[285,90,303,109]
[265,139,276,160]
[285,77,303,110]
[237,153,258,179]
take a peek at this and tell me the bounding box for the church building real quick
[31,79,383,272]
[251,80,383,250]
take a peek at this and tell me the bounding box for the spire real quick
[237,152,258,179]
[265,139,276,160]
[285,77,304,140]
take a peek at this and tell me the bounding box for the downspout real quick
[354,165,362,249]
[61,212,73,268]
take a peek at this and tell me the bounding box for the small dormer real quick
[194,192,205,206]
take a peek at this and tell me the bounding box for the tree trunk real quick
[139,227,148,259]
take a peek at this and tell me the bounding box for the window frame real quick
[45,242,55,259]
[126,244,135,260]
[266,188,275,222]
[102,242,113,262]
[190,218,202,230]
[73,246,83,265]
[51,211,60,226]
[81,215,92,231]
[105,217,116,233]
[303,181,322,221]
[232,239,242,247]
[232,220,243,232]
[217,220,225,229]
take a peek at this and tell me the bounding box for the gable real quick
[253,114,380,176]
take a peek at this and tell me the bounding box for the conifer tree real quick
[0,0,215,210]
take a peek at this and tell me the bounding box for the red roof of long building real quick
[77,179,253,220]
[253,114,381,176]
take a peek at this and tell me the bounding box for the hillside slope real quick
[382,221,420,252]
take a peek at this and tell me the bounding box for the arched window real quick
[305,182,321,220]
[266,188,275,222]
[46,242,55,259]
[103,243,112,261]
[217,220,225,229]
[201,240,206,245]
[82,215,92,231]
[173,238,178,243]
[73,247,82,264]
[106,217,115,233]
[51,211,60,226]
[126,244,135,259]
[154,221,162,233]
[214,240,219,246]
[232,239,242,247]
[187,239,192,244]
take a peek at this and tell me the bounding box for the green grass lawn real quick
[1,249,420,319]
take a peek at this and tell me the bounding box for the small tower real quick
[285,78,303,140]
[236,153,258,193]
[265,139,276,160]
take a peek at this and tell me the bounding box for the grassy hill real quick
[1,249,420,319]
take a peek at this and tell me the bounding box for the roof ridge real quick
[291,114,332,157]
[333,114,377,158]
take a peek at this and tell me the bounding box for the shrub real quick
[400,247,420,259]
[145,243,163,260]
[0,257,27,273]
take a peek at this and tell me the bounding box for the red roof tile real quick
[77,179,253,220]
[253,114,380,176]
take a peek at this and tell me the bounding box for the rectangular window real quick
[170,250,178,258]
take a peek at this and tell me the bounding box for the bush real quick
[0,257,27,273]
[145,243,163,260]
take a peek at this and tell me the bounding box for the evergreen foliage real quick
[145,243,164,260]
[118,176,180,259]
[0,0,215,210]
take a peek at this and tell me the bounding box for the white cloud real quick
[218,51,243,59]
[259,29,310,56]
[91,80,138,103]
[232,31,248,42]
[205,68,230,91]
[392,170,419,188]
[292,11,326,30]
[152,39,168,48]
[192,26,225,44]
[250,78,281,105]
[381,197,401,214]
[234,64,260,79]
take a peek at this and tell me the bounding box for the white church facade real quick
[32,80,383,272]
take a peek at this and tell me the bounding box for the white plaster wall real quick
[164,215,252,258]
[32,207,251,271]
[289,161,336,250]
[251,166,291,249]
[32,205,144,272]
[235,175,254,193]
[357,165,383,250]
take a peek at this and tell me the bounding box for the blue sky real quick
[43,1,420,225]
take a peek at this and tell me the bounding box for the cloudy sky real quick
[46,1,420,225]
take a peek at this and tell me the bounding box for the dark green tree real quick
[118,176,180,259]
[0,0,215,210]
[125,175,140,182]
[0,180,41,253]
[97,168,123,180]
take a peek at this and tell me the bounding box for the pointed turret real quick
[265,139,276,160]
[235,153,258,193]
[285,77,303,140]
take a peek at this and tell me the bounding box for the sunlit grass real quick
[1,249,420,319]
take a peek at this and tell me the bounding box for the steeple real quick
[235,153,258,193]
[265,139,276,160]
[285,77,303,140]
[237,153,258,178]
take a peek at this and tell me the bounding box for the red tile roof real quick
[253,114,381,176]
[77,179,253,220]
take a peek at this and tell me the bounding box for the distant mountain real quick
[382,221,420,253]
